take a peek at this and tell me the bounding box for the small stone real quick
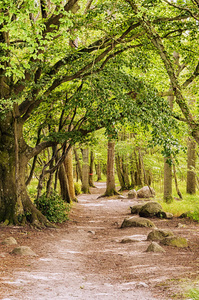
[121,237,139,243]
[11,246,37,256]
[88,230,95,235]
[1,237,17,245]
[136,282,149,288]
[128,189,137,199]
[177,223,186,228]
[121,216,156,228]
[118,195,125,199]
[146,242,166,253]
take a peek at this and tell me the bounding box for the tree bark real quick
[104,141,119,196]
[64,146,77,201]
[89,150,95,187]
[0,113,51,227]
[74,147,82,182]
[81,148,90,194]
[186,137,196,194]
[163,158,173,203]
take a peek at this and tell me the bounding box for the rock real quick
[121,237,139,243]
[118,195,125,199]
[179,212,191,218]
[11,246,37,256]
[177,223,186,228]
[146,242,165,253]
[130,204,143,215]
[136,282,149,288]
[121,216,156,228]
[147,229,174,241]
[139,202,162,218]
[156,211,173,219]
[1,237,17,245]
[128,189,137,199]
[160,236,188,248]
[137,186,155,198]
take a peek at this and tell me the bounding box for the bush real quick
[35,191,70,223]
[74,182,82,195]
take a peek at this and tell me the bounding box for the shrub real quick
[35,191,70,223]
[74,182,82,195]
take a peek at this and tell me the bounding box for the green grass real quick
[189,289,199,300]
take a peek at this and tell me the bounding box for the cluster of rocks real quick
[120,189,188,252]
[1,237,36,256]
[128,186,155,199]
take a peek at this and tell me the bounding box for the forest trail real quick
[0,182,199,300]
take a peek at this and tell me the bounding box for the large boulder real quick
[146,242,165,253]
[137,186,155,198]
[121,216,156,228]
[160,236,188,248]
[139,202,162,218]
[130,204,143,215]
[147,229,174,241]
[128,189,137,199]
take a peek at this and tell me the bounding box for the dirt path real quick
[0,183,199,299]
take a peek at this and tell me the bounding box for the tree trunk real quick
[104,140,119,196]
[96,162,102,181]
[81,148,90,194]
[64,146,77,201]
[74,147,82,182]
[89,150,95,187]
[58,162,71,203]
[0,113,51,227]
[115,154,126,190]
[173,163,183,199]
[187,137,196,194]
[163,158,173,203]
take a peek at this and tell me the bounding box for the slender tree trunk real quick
[163,158,173,203]
[187,137,196,194]
[64,146,77,201]
[96,162,102,181]
[81,148,90,194]
[115,154,125,190]
[173,163,183,199]
[104,140,119,196]
[89,150,95,187]
[74,147,82,182]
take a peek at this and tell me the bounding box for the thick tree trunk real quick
[186,137,196,194]
[81,148,90,194]
[115,155,126,190]
[58,163,71,203]
[0,114,51,227]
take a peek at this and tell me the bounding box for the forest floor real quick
[0,182,199,300]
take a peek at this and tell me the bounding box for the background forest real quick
[0,0,199,226]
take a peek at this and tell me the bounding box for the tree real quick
[0,0,180,226]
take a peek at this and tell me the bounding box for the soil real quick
[0,182,199,300]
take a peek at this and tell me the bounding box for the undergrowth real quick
[35,191,70,223]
